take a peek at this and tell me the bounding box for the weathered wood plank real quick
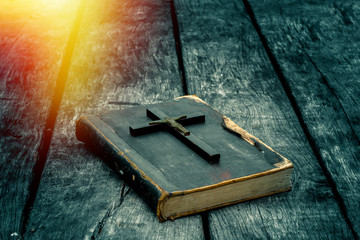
[175,0,354,238]
[0,2,79,239]
[245,0,360,236]
[24,0,203,239]
[96,186,205,240]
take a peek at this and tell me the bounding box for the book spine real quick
[75,115,166,219]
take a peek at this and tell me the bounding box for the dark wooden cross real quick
[129,107,220,164]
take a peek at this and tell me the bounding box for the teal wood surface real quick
[246,0,360,237]
[0,0,359,239]
[175,0,355,238]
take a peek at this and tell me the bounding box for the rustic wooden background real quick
[1,0,359,239]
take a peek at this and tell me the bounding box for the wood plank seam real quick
[241,0,358,238]
[169,0,189,95]
[301,48,360,145]
[169,2,212,238]
[277,2,359,146]
[18,0,87,237]
[201,212,211,240]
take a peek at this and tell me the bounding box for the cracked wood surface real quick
[23,0,202,239]
[175,0,354,238]
[0,2,80,239]
[246,0,360,237]
[92,185,204,239]
[1,0,359,239]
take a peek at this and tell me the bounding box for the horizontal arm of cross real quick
[129,107,205,136]
[146,107,205,127]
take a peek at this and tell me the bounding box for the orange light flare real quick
[0,0,81,95]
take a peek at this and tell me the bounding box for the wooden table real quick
[1,0,359,239]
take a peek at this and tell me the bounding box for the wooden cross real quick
[129,107,220,164]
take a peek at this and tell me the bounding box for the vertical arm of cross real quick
[129,107,220,164]
[147,107,220,163]
[170,129,220,164]
[146,107,164,120]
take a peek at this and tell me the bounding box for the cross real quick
[129,107,220,164]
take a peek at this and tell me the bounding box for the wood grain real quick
[246,0,360,236]
[175,0,354,238]
[24,0,203,239]
[0,2,79,239]
[96,186,205,240]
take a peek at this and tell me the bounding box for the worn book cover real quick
[75,95,293,222]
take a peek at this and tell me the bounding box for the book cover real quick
[75,95,293,222]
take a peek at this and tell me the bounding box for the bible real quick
[75,95,293,222]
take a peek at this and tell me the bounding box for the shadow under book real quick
[76,95,293,222]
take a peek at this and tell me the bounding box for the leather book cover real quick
[75,95,293,222]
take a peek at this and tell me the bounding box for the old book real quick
[76,95,293,222]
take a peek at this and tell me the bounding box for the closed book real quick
[75,95,293,222]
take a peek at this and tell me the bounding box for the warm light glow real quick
[0,0,81,71]
[0,0,82,54]
[1,0,77,13]
[0,0,81,102]
[0,0,116,112]
[0,0,80,30]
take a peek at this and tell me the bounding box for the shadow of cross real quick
[129,107,220,164]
